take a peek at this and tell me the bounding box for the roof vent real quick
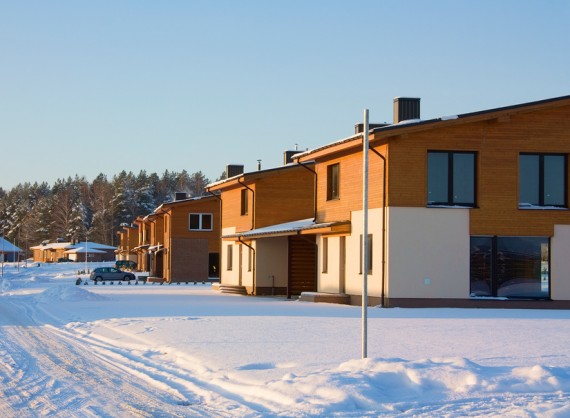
[226,164,245,178]
[394,97,421,123]
[174,192,188,201]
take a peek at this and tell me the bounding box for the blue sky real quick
[1,0,569,189]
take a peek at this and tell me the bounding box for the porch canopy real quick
[222,218,351,240]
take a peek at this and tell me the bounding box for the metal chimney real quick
[226,164,245,178]
[393,97,421,123]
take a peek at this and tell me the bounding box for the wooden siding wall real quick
[221,185,255,232]
[315,145,387,224]
[166,199,220,253]
[386,105,570,236]
[220,166,315,232]
[149,217,165,245]
[255,168,315,228]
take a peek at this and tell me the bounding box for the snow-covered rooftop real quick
[0,237,23,253]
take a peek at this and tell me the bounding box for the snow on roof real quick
[223,218,345,239]
[206,162,314,190]
[74,241,116,250]
[0,237,23,253]
[30,242,70,250]
[64,247,106,254]
[30,241,116,251]
[295,95,570,161]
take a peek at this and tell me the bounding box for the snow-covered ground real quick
[1,262,570,417]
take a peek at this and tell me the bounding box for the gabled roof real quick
[154,194,219,213]
[65,247,106,254]
[30,241,116,251]
[206,161,315,191]
[0,237,23,253]
[295,94,570,161]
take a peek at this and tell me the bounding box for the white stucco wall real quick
[387,207,470,299]
[255,237,289,288]
[220,227,240,286]
[551,225,570,300]
[344,208,384,297]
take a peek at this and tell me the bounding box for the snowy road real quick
[0,298,245,418]
[3,264,570,417]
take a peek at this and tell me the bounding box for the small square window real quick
[189,213,213,231]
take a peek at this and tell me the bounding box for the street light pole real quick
[362,109,370,359]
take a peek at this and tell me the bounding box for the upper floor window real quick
[327,163,340,200]
[427,151,476,207]
[519,153,566,208]
[189,213,213,231]
[241,189,249,215]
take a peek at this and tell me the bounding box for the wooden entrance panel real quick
[288,235,317,298]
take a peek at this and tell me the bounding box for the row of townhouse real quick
[30,240,116,262]
[117,193,221,283]
[205,94,570,308]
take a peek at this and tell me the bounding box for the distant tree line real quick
[0,169,216,248]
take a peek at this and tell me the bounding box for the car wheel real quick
[123,276,130,281]
[95,277,102,282]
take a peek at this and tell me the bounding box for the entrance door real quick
[209,253,220,278]
[288,235,317,298]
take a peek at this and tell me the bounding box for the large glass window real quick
[327,163,340,200]
[519,154,566,208]
[427,151,476,206]
[470,236,549,299]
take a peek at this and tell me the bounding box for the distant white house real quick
[0,237,23,262]
[30,241,116,263]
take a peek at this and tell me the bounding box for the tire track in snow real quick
[0,298,216,417]
[67,321,306,416]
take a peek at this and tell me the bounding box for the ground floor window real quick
[470,236,549,298]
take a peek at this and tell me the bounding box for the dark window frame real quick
[240,189,249,215]
[519,153,567,208]
[327,163,340,201]
[427,151,477,207]
[470,235,550,299]
[189,213,213,231]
